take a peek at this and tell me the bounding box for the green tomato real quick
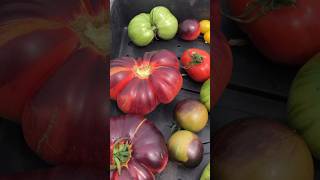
[288,53,320,159]
[200,162,210,180]
[150,6,178,40]
[128,6,178,46]
[200,79,210,111]
[128,13,154,46]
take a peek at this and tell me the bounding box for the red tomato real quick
[0,0,109,168]
[213,31,233,106]
[227,0,320,65]
[110,115,168,179]
[181,48,210,82]
[110,50,183,115]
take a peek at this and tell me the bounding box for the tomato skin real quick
[110,115,168,180]
[212,31,233,106]
[181,48,210,82]
[227,0,320,65]
[110,50,183,115]
[0,19,79,121]
[22,48,108,168]
[0,0,110,168]
[288,53,320,159]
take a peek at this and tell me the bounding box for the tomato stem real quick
[110,138,132,176]
[134,65,152,79]
[183,52,203,69]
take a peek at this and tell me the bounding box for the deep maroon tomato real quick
[226,0,320,65]
[212,31,233,106]
[179,19,201,41]
[181,48,210,82]
[0,0,109,169]
[0,0,109,122]
[110,114,168,180]
[110,50,183,115]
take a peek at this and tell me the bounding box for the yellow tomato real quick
[204,31,210,44]
[200,20,210,34]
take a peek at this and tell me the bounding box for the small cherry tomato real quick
[200,20,210,34]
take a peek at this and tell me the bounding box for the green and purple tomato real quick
[174,99,208,132]
[288,53,320,159]
[167,130,203,168]
[200,79,210,111]
[214,118,314,180]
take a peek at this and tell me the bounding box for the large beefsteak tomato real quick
[0,0,109,168]
[226,0,320,65]
[110,50,183,115]
[110,114,168,180]
[288,53,320,159]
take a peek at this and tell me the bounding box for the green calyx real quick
[223,0,296,23]
[70,11,110,56]
[184,52,203,69]
[110,138,132,176]
[134,65,152,79]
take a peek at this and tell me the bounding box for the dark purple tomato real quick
[179,19,201,41]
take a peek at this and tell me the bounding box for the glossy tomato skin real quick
[22,48,108,168]
[181,48,210,82]
[227,0,320,65]
[110,115,168,180]
[0,19,79,121]
[212,31,233,106]
[110,50,183,115]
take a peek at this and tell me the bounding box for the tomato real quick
[179,19,201,41]
[110,114,168,179]
[110,50,183,115]
[200,79,210,111]
[181,48,210,82]
[0,0,109,168]
[214,118,314,180]
[226,0,320,65]
[288,53,320,159]
[204,31,210,44]
[174,99,208,132]
[200,20,210,34]
[128,6,178,46]
[167,130,203,168]
[200,162,210,180]
[213,31,233,106]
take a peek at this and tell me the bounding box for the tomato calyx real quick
[110,138,133,175]
[223,0,296,23]
[70,11,110,56]
[183,52,204,69]
[134,64,152,79]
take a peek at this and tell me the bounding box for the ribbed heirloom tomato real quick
[0,0,109,168]
[110,115,168,180]
[110,50,183,115]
